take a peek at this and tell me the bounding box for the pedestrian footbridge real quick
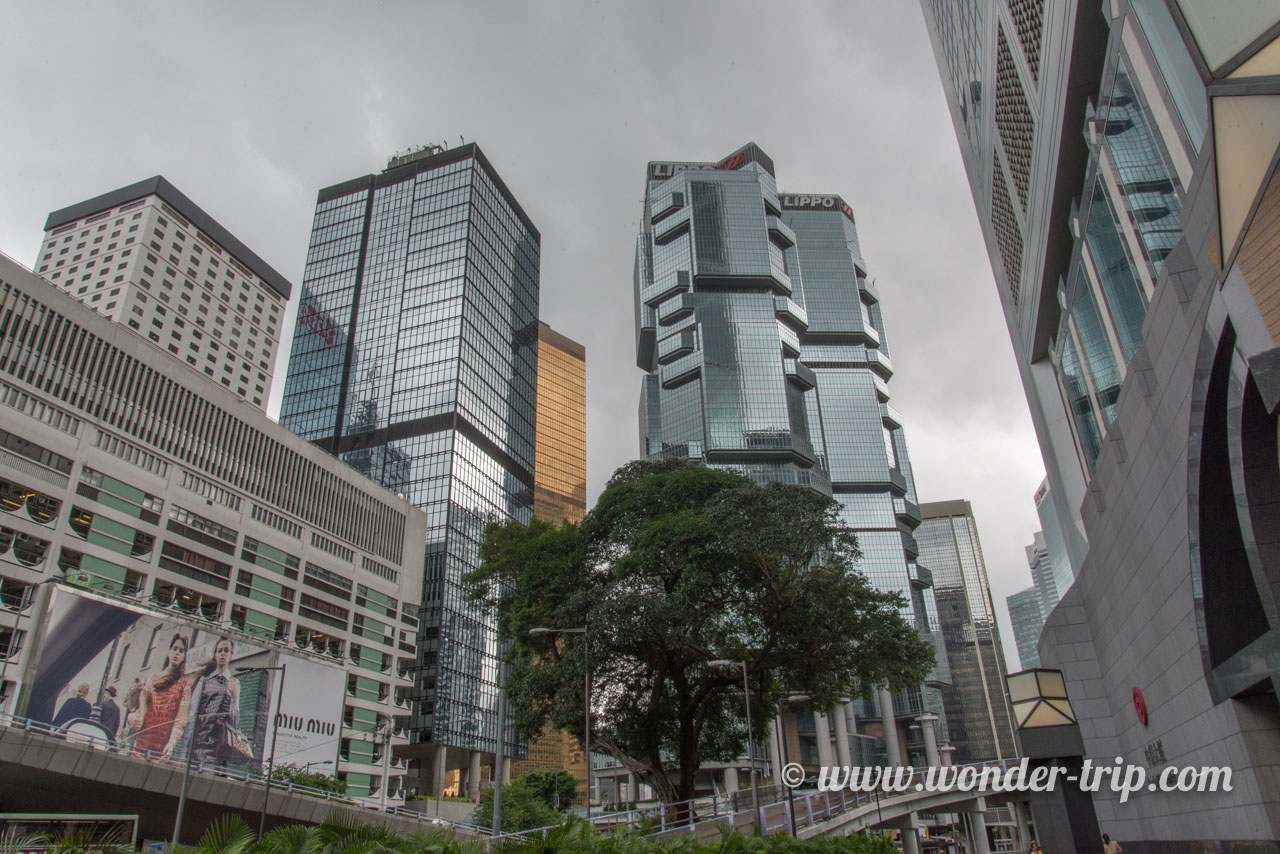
[500,759,1033,854]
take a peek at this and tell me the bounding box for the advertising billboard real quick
[25,588,345,773]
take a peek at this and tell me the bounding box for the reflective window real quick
[1131,0,1209,147]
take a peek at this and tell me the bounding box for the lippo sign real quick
[25,588,344,772]
[648,142,776,182]
[779,194,856,223]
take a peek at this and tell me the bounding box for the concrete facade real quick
[0,253,426,802]
[36,177,291,411]
[924,0,1280,845]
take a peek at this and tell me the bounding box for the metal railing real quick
[489,757,1025,845]
[0,711,479,835]
[0,709,1024,844]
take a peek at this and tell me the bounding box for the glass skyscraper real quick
[635,143,948,765]
[916,501,1017,763]
[280,143,539,791]
[1007,587,1044,670]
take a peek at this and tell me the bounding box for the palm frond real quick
[194,815,255,854]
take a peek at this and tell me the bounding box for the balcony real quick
[652,207,691,245]
[659,351,701,389]
[908,563,933,590]
[774,296,808,330]
[656,329,696,364]
[650,189,685,223]
[641,268,690,308]
[868,348,893,379]
[896,498,922,524]
[900,530,919,559]
[784,359,816,390]
[778,323,801,357]
[766,216,796,248]
[657,292,696,325]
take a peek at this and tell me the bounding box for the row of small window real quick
[74,466,395,610]
[41,245,133,278]
[52,542,406,669]
[65,504,402,642]
[0,382,82,437]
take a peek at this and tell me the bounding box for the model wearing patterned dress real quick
[130,633,191,759]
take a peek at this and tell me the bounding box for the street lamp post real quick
[236,663,286,840]
[775,706,797,836]
[492,656,508,834]
[708,660,761,832]
[305,759,334,774]
[529,625,590,827]
[172,709,230,847]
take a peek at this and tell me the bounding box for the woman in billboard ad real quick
[29,592,266,768]
[186,636,251,765]
[128,632,191,759]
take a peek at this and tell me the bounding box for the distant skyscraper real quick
[1006,588,1044,670]
[38,177,291,410]
[1032,477,1074,601]
[279,143,539,797]
[532,322,587,523]
[1005,530,1060,671]
[1026,530,1060,615]
[635,143,948,773]
[510,321,588,795]
[916,500,1017,763]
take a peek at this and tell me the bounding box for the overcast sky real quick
[0,2,1047,665]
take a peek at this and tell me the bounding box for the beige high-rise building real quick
[36,177,291,411]
[510,322,587,799]
[531,322,586,524]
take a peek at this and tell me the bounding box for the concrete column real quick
[970,809,991,854]
[878,688,901,767]
[767,718,784,783]
[843,702,859,763]
[627,772,638,802]
[935,742,957,829]
[723,766,739,794]
[502,760,511,784]
[919,713,940,767]
[432,746,449,798]
[900,824,920,854]
[833,701,851,767]
[814,711,835,767]
[1014,800,1031,850]
[467,750,482,800]
[842,701,857,735]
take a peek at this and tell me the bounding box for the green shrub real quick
[270,763,348,794]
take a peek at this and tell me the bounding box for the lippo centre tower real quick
[634,143,950,776]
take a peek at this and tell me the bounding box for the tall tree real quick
[465,459,934,804]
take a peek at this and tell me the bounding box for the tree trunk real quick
[593,738,680,804]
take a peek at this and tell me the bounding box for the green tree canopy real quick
[465,459,934,804]
[475,774,562,832]
[514,769,578,810]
